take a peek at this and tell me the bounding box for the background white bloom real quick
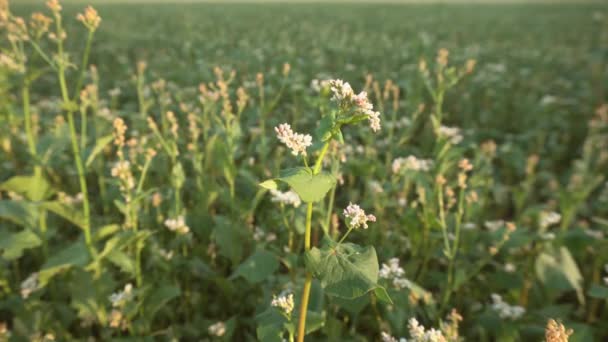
[490,294,525,320]
[164,216,190,235]
[208,321,226,337]
[539,211,561,229]
[270,189,302,208]
[109,283,133,307]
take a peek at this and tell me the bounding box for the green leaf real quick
[535,246,584,304]
[373,286,393,304]
[256,308,287,342]
[0,229,41,260]
[42,201,86,229]
[106,250,136,275]
[85,134,113,169]
[231,249,279,284]
[304,238,384,300]
[0,175,54,201]
[276,167,336,203]
[315,111,336,142]
[259,179,278,190]
[39,240,90,287]
[213,216,245,265]
[144,285,180,319]
[0,200,39,228]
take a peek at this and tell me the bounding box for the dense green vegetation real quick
[1,1,607,341]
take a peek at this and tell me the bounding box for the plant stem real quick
[297,141,330,342]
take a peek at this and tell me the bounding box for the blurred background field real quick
[1,0,607,341]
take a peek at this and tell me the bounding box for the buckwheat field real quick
[1,0,607,341]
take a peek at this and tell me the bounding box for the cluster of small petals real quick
[76,6,101,30]
[458,158,473,171]
[46,0,62,13]
[484,220,505,232]
[109,284,133,307]
[545,319,573,342]
[274,123,312,156]
[540,211,561,229]
[164,216,190,235]
[328,79,381,132]
[111,161,135,190]
[380,332,406,342]
[113,118,127,147]
[270,189,301,208]
[379,258,412,290]
[271,293,294,315]
[491,294,525,320]
[407,318,447,342]
[20,273,39,299]
[438,125,463,144]
[343,203,376,229]
[208,321,226,337]
[392,156,434,174]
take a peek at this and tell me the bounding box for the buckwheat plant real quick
[260,79,390,341]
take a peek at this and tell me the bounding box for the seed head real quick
[76,6,100,31]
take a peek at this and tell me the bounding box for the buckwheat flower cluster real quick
[164,216,190,235]
[46,0,61,13]
[109,283,133,308]
[275,123,312,156]
[490,294,525,320]
[208,321,226,337]
[379,258,412,290]
[76,6,100,31]
[30,12,53,39]
[20,272,39,299]
[545,319,573,342]
[540,211,561,229]
[392,155,434,174]
[484,220,505,232]
[343,203,376,229]
[328,79,381,132]
[380,332,406,342]
[438,125,463,144]
[270,189,302,208]
[271,292,294,315]
[408,318,447,342]
[111,161,134,191]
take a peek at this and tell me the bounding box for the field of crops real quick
[1,0,607,341]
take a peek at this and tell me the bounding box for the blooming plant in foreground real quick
[260,79,390,341]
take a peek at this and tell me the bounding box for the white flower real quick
[208,321,226,337]
[164,216,190,235]
[392,156,434,173]
[539,211,561,229]
[328,79,381,132]
[484,220,505,232]
[270,189,302,208]
[379,258,405,279]
[504,263,516,273]
[159,248,174,261]
[274,123,313,157]
[368,180,384,194]
[381,332,406,342]
[343,203,376,229]
[20,273,39,299]
[271,293,294,315]
[438,125,463,144]
[109,283,133,307]
[490,294,525,320]
[463,222,477,230]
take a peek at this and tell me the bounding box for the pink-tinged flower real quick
[274,123,312,156]
[343,203,376,229]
